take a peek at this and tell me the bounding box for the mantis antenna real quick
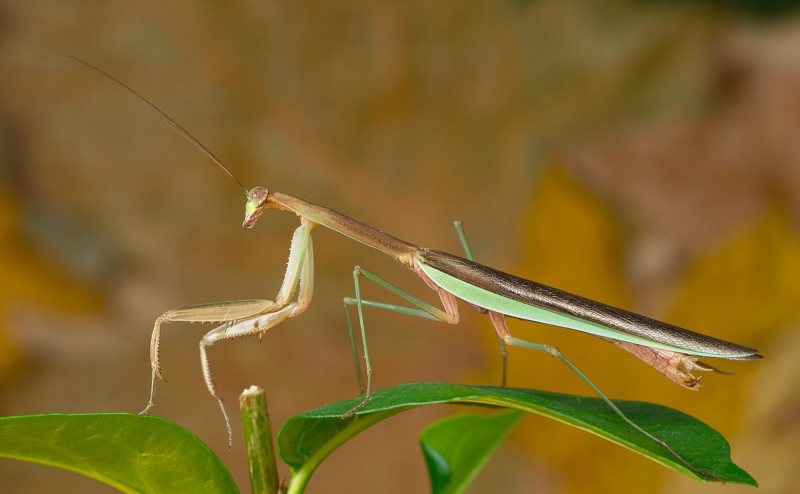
[52,56,250,196]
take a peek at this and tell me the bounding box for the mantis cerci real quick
[62,57,760,480]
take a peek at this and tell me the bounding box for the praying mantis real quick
[63,57,760,480]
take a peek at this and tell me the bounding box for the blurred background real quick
[1,1,799,492]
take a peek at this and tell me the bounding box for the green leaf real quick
[0,413,238,494]
[278,382,756,492]
[420,410,522,494]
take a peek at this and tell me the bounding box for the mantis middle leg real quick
[339,220,511,417]
[341,265,460,416]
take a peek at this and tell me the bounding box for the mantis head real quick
[243,186,270,228]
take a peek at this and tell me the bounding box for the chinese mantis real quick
[63,57,761,480]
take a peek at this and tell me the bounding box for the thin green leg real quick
[453,220,474,261]
[342,306,365,393]
[502,335,717,481]
[341,266,454,417]
[454,220,508,385]
[342,266,372,417]
[343,297,440,391]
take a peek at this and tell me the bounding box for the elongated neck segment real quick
[271,192,420,260]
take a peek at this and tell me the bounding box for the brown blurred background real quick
[1,1,799,493]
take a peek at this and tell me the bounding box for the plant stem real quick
[240,386,280,494]
[285,410,393,494]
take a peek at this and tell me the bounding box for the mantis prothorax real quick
[64,57,761,480]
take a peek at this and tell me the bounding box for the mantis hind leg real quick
[459,220,715,480]
[453,220,508,385]
[487,310,719,481]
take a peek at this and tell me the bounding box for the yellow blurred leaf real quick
[669,212,800,347]
[0,192,102,384]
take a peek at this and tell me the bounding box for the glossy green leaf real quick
[278,382,756,492]
[420,410,522,494]
[0,413,238,494]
